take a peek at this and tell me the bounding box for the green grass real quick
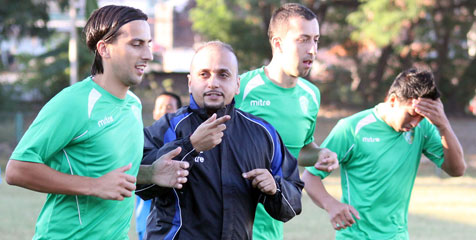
[284,172,476,239]
[2,163,476,240]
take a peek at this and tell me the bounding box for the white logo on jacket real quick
[194,156,205,163]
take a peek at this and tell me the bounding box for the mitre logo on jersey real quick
[362,137,380,143]
[250,99,271,107]
[299,96,309,114]
[97,115,114,127]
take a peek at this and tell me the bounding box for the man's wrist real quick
[185,136,201,155]
[84,177,96,196]
[189,134,201,152]
[137,165,153,184]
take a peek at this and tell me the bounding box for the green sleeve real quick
[305,118,354,179]
[235,91,243,109]
[303,86,320,146]
[421,119,444,167]
[303,117,316,146]
[10,91,85,165]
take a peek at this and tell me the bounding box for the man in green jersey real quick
[5,5,188,239]
[302,68,466,239]
[235,3,338,239]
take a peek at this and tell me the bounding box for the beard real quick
[286,66,310,78]
[298,67,311,77]
[203,90,225,112]
[204,101,225,113]
[120,74,143,87]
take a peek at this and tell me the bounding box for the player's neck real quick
[265,59,298,88]
[377,102,393,129]
[92,73,129,99]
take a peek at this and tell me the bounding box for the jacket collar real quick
[189,94,235,121]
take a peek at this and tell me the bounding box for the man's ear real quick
[187,74,192,94]
[271,36,282,53]
[96,40,110,58]
[235,76,241,95]
[388,93,397,107]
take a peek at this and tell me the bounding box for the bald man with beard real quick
[136,41,303,240]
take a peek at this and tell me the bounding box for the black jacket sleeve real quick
[260,133,304,222]
[136,113,199,200]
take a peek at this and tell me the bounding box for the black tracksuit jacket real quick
[136,96,304,240]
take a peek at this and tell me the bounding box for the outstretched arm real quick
[6,160,136,200]
[137,147,189,188]
[302,170,360,230]
[414,98,466,176]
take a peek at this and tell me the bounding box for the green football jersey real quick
[306,104,444,240]
[10,77,144,240]
[236,67,321,240]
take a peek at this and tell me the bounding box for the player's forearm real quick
[6,159,94,196]
[298,142,321,166]
[302,170,337,211]
[137,165,154,184]
[439,125,466,176]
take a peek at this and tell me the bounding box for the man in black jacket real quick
[136,41,304,240]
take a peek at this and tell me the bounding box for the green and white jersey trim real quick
[242,74,265,102]
[62,149,84,225]
[296,80,319,107]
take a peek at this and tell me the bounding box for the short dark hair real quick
[387,68,441,101]
[268,3,317,42]
[158,92,182,108]
[83,5,148,75]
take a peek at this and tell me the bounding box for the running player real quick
[235,3,338,239]
[302,68,466,239]
[5,5,187,239]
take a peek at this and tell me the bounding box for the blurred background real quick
[0,0,475,239]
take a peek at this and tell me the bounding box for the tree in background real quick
[190,0,476,114]
[0,0,97,110]
[190,0,277,70]
[344,0,476,113]
[16,30,93,104]
[0,0,57,110]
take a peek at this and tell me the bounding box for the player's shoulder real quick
[297,77,320,94]
[127,90,142,105]
[239,67,264,84]
[47,77,93,110]
[339,108,376,131]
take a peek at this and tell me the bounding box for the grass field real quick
[1,116,475,239]
[1,166,475,239]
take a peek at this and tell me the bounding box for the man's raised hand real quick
[190,113,230,152]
